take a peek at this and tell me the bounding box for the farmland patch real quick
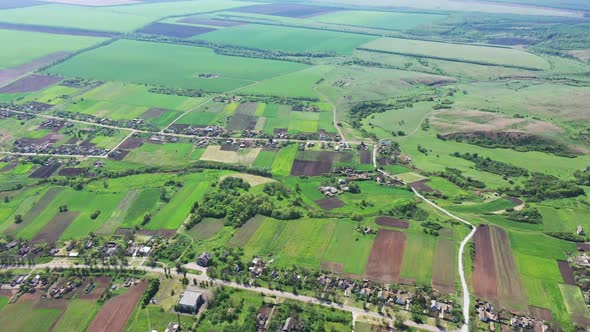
[29,163,61,178]
[432,228,456,294]
[314,10,446,31]
[178,17,244,27]
[86,282,147,332]
[229,215,264,247]
[473,225,498,302]
[137,22,214,38]
[315,197,346,210]
[200,145,260,165]
[0,52,69,86]
[375,216,409,229]
[31,211,77,243]
[229,4,341,18]
[559,284,590,326]
[0,74,62,93]
[365,229,406,283]
[187,218,224,240]
[557,260,576,285]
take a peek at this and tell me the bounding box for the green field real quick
[196,24,374,55]
[240,65,331,98]
[45,40,308,92]
[314,10,446,31]
[322,220,373,274]
[52,300,99,332]
[0,301,62,332]
[271,144,298,176]
[360,37,549,70]
[0,30,106,69]
[400,230,437,286]
[560,284,590,325]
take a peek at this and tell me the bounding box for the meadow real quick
[0,30,106,69]
[314,10,446,31]
[45,39,309,92]
[360,37,549,70]
[196,23,374,55]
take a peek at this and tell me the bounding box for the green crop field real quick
[322,220,373,274]
[240,65,332,98]
[52,300,99,332]
[0,301,63,332]
[196,24,374,55]
[314,10,446,31]
[360,37,549,70]
[560,284,590,325]
[271,144,298,176]
[45,40,308,92]
[400,229,437,286]
[0,30,106,69]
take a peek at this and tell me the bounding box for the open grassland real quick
[331,181,415,215]
[362,102,434,139]
[45,40,308,92]
[0,4,153,32]
[200,146,261,166]
[124,143,204,167]
[146,180,210,230]
[360,37,548,70]
[52,300,99,332]
[0,301,63,332]
[322,220,373,275]
[314,10,446,31]
[243,217,336,269]
[400,230,436,286]
[197,24,374,55]
[0,30,106,69]
[240,65,331,98]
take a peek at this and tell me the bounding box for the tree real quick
[14,214,23,224]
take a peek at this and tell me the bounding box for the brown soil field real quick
[505,196,524,205]
[473,225,498,303]
[432,229,456,294]
[375,216,409,229]
[18,132,63,146]
[139,107,166,119]
[291,160,332,176]
[32,211,79,243]
[109,149,130,161]
[231,4,342,18]
[359,150,372,164]
[33,298,68,309]
[490,226,528,312]
[402,76,457,86]
[0,162,18,172]
[408,179,435,193]
[79,276,111,300]
[118,137,143,150]
[25,101,54,112]
[229,215,264,246]
[577,243,590,251]
[179,17,245,27]
[315,197,346,210]
[228,114,257,131]
[115,228,134,236]
[0,52,70,86]
[86,282,147,332]
[138,229,176,237]
[58,167,86,177]
[138,22,215,38]
[529,306,553,322]
[29,163,61,178]
[365,230,406,283]
[557,260,576,285]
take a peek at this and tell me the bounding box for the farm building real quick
[197,252,212,267]
[177,290,204,313]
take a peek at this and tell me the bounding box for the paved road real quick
[4,261,446,331]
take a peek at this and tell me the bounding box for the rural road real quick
[4,261,447,332]
[411,189,476,332]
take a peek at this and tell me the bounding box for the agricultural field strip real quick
[4,262,442,332]
[161,80,260,132]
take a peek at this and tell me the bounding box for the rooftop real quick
[178,290,203,307]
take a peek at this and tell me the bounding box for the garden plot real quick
[290,150,354,176]
[200,145,261,166]
[364,229,406,283]
[86,282,147,332]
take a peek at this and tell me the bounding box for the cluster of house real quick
[52,110,157,132]
[255,306,296,332]
[13,138,108,156]
[332,167,374,181]
[39,119,67,130]
[47,279,80,299]
[376,173,404,187]
[475,300,551,332]
[213,95,241,104]
[292,105,319,112]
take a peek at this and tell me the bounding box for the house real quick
[282,317,295,332]
[197,252,212,267]
[139,246,152,256]
[177,290,204,313]
[577,226,585,236]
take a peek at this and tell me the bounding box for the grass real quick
[523,279,572,330]
[322,220,373,274]
[124,143,202,167]
[360,37,549,70]
[124,305,181,332]
[187,218,225,240]
[243,217,336,269]
[0,301,63,332]
[400,230,436,286]
[146,180,210,230]
[228,215,264,247]
[446,198,516,214]
[395,172,428,183]
[200,146,261,166]
[45,39,308,92]
[314,10,446,31]
[509,231,575,260]
[0,30,106,69]
[52,300,99,332]
[559,284,590,325]
[196,24,374,55]
[271,144,298,176]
